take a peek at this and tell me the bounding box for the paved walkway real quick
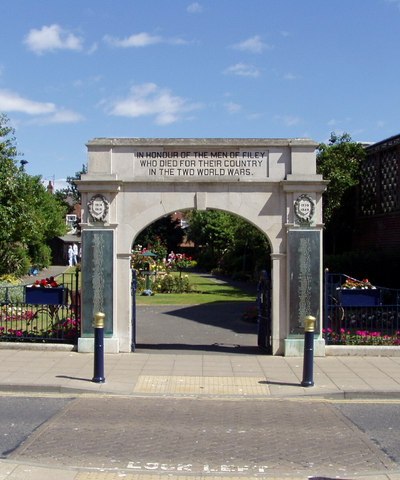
[1,349,400,479]
[0,347,400,399]
[19,265,71,285]
[2,268,400,478]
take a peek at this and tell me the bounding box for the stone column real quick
[78,229,119,353]
[116,252,134,352]
[270,253,286,355]
[284,228,325,356]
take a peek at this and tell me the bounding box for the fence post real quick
[92,311,105,383]
[301,315,316,387]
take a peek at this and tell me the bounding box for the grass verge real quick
[136,272,256,305]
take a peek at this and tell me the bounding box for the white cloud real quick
[386,0,400,10]
[0,89,56,114]
[104,32,162,48]
[187,2,203,13]
[224,102,241,114]
[33,109,85,125]
[24,24,83,55]
[283,73,298,80]
[87,42,98,54]
[108,83,201,125]
[327,117,351,127]
[224,63,260,77]
[104,32,190,48]
[275,115,301,126]
[232,35,272,54]
[0,89,83,124]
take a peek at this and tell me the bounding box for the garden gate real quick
[257,270,272,353]
[77,138,327,356]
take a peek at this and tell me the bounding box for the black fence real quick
[324,272,400,345]
[0,271,80,344]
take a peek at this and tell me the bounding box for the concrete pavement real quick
[1,349,400,479]
[3,267,400,478]
[1,347,400,399]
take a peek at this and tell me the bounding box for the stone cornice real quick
[87,137,318,148]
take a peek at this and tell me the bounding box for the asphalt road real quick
[0,396,72,458]
[2,395,399,477]
[336,402,400,465]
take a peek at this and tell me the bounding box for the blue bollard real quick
[92,311,106,383]
[301,315,316,387]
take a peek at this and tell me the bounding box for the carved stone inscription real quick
[288,230,320,334]
[81,230,113,335]
[133,149,269,179]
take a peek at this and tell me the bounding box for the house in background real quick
[49,202,82,265]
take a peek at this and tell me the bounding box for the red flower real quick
[32,277,59,288]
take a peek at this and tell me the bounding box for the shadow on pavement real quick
[136,301,265,355]
[134,342,263,355]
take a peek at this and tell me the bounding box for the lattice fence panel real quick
[360,157,378,216]
[380,149,399,213]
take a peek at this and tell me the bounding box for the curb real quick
[326,345,400,356]
[1,382,400,401]
[0,342,76,352]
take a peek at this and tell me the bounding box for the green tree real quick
[0,114,67,275]
[187,210,270,276]
[317,132,366,253]
[135,215,184,258]
[55,164,87,208]
[187,210,235,254]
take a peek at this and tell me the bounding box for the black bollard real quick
[92,311,106,383]
[301,315,316,387]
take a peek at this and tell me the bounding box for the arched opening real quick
[130,209,272,354]
[78,137,326,356]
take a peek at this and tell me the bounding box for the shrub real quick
[0,282,24,304]
[323,328,400,346]
[152,273,191,294]
[0,243,31,277]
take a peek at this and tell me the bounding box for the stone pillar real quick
[116,252,134,352]
[284,228,325,356]
[270,253,286,355]
[78,229,119,353]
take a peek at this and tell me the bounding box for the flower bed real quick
[323,328,400,345]
[25,286,66,305]
[340,289,380,306]
[337,275,381,306]
[25,277,67,305]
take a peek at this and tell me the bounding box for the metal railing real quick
[324,272,400,345]
[0,271,80,344]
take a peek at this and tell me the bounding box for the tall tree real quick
[317,132,366,253]
[0,114,67,275]
[55,164,87,208]
[187,210,270,275]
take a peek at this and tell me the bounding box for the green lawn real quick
[136,272,257,305]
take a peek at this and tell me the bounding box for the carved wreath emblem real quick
[294,194,315,225]
[88,194,109,222]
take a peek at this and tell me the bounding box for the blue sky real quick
[2,0,400,188]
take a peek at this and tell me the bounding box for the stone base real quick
[78,337,120,353]
[284,337,326,357]
[326,345,400,356]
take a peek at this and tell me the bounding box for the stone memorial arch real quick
[77,138,327,356]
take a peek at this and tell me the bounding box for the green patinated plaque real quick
[288,230,321,335]
[81,230,113,335]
